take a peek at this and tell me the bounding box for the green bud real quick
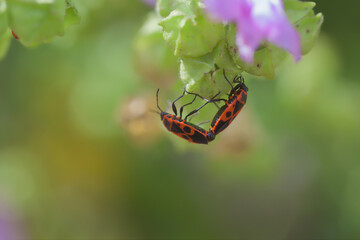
[158,1,223,57]
[283,0,316,23]
[284,0,324,55]
[296,13,324,55]
[64,0,80,31]
[153,0,323,97]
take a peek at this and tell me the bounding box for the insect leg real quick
[188,111,200,122]
[171,88,186,116]
[184,92,222,121]
[179,95,197,119]
[197,120,210,126]
[185,90,226,107]
[213,102,221,110]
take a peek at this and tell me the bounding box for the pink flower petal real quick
[142,0,155,7]
[205,0,302,63]
[204,0,242,22]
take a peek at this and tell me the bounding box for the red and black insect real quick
[155,89,217,144]
[209,70,248,135]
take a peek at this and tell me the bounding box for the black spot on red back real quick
[233,100,243,115]
[240,91,247,103]
[170,121,183,133]
[188,131,208,144]
[183,126,191,133]
[226,111,232,118]
[163,117,171,130]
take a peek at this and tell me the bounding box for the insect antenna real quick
[149,109,161,114]
[156,89,164,112]
[223,69,234,91]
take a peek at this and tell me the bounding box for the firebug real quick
[209,70,248,136]
[155,89,218,144]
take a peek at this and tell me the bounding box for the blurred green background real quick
[1,0,360,239]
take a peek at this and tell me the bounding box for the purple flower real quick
[0,199,27,240]
[204,0,301,63]
[142,0,156,7]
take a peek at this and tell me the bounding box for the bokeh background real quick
[1,0,360,239]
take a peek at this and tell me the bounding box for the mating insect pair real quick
[155,70,248,144]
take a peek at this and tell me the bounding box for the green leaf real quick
[180,42,220,83]
[156,0,200,18]
[0,28,11,60]
[179,44,218,98]
[64,0,80,30]
[283,0,316,23]
[212,69,239,94]
[284,0,323,56]
[215,40,240,72]
[6,0,79,46]
[264,43,288,68]
[182,68,241,99]
[159,6,224,57]
[180,56,214,84]
[183,73,218,99]
[180,39,219,84]
[240,47,275,79]
[296,13,324,55]
[180,41,241,98]
[158,11,183,52]
[156,0,173,18]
